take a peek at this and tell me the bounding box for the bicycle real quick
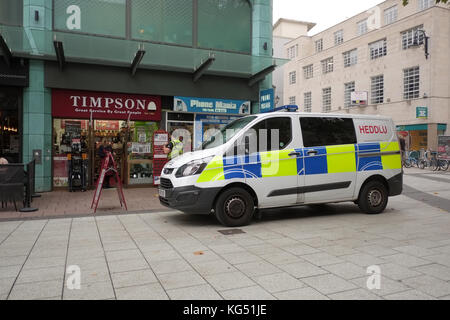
[418,150,447,171]
[403,150,420,168]
[436,155,449,171]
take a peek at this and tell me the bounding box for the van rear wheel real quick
[358,180,388,215]
[215,188,255,227]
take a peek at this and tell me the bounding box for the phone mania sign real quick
[52,89,161,121]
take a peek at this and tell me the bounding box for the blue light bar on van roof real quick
[272,105,299,112]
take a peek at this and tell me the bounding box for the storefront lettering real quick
[70,96,155,111]
[66,5,81,30]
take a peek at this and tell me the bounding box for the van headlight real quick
[175,157,212,178]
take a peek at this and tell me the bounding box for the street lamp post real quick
[411,29,430,60]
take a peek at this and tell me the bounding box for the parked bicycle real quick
[418,150,449,171]
[403,150,420,168]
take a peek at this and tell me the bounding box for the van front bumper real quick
[159,184,221,215]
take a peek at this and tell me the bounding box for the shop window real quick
[0,0,23,26]
[131,0,193,46]
[54,0,126,38]
[198,0,251,53]
[0,89,20,163]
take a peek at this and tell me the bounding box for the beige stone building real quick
[283,0,449,151]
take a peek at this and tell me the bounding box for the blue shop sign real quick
[260,88,274,113]
[174,96,251,115]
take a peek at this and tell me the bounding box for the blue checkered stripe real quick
[219,143,384,180]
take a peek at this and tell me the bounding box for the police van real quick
[159,106,403,227]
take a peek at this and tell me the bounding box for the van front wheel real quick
[215,188,255,227]
[358,180,388,215]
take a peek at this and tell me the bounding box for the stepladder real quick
[91,152,127,213]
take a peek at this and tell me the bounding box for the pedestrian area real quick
[1,185,450,300]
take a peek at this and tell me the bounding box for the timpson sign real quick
[52,89,161,121]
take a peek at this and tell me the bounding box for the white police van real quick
[159,106,402,227]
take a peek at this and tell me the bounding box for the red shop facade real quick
[51,89,162,189]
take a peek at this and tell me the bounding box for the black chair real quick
[0,164,26,211]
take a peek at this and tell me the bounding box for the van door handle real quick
[288,152,301,157]
[307,150,318,155]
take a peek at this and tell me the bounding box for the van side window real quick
[300,117,356,147]
[244,117,292,152]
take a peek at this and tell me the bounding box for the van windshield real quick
[202,116,257,150]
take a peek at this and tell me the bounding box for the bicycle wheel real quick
[418,160,426,169]
[431,159,439,171]
[439,160,449,171]
[403,159,412,168]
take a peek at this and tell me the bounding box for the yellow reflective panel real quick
[197,156,225,183]
[380,142,401,170]
[260,150,297,178]
[326,144,356,173]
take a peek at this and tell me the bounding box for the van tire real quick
[214,188,255,227]
[358,180,388,215]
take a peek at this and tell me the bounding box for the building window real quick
[321,57,333,74]
[369,39,387,60]
[303,64,314,79]
[404,66,420,99]
[322,87,332,113]
[344,82,355,108]
[402,25,424,49]
[334,30,344,45]
[315,39,323,53]
[131,0,193,46]
[198,0,252,53]
[343,49,358,67]
[289,96,296,105]
[418,0,434,11]
[371,75,384,104]
[287,45,298,59]
[384,6,398,25]
[304,92,312,112]
[357,19,368,36]
[289,71,297,85]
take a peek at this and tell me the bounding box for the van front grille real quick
[160,178,174,189]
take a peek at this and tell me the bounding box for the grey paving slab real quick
[423,254,450,267]
[278,261,328,279]
[16,265,65,284]
[413,264,450,281]
[350,276,411,297]
[9,280,62,300]
[220,286,275,300]
[111,269,158,289]
[180,250,222,264]
[282,244,321,256]
[400,275,450,298]
[22,256,66,270]
[105,249,143,262]
[298,237,335,248]
[322,262,367,280]
[318,245,359,257]
[204,271,255,291]
[260,251,303,266]
[166,284,223,300]
[252,273,305,293]
[0,265,22,280]
[220,251,262,265]
[328,289,383,300]
[0,255,27,267]
[393,245,440,257]
[300,252,344,266]
[274,287,330,300]
[235,261,281,278]
[115,283,168,300]
[158,270,206,290]
[191,259,236,277]
[0,277,15,295]
[63,281,115,300]
[301,274,357,295]
[355,245,399,257]
[381,253,431,268]
[149,258,193,275]
[384,289,436,300]
[341,253,385,267]
[108,258,149,274]
[376,263,423,281]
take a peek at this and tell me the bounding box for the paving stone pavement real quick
[0,171,449,300]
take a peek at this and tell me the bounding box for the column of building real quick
[22,0,53,192]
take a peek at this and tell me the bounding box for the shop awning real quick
[0,25,288,80]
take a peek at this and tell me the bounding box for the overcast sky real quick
[273,0,386,35]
